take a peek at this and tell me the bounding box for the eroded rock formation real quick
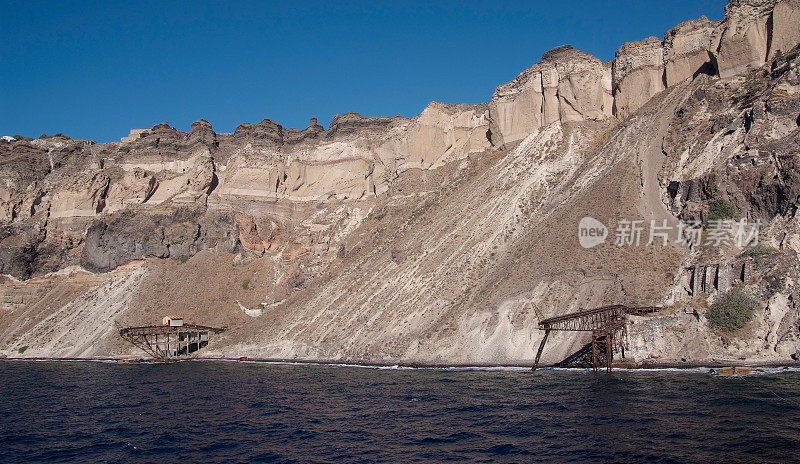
[490,45,613,146]
[1,0,799,365]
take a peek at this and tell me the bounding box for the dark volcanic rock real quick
[82,207,202,272]
[326,112,406,140]
[81,207,240,272]
[187,119,218,149]
[284,118,326,144]
[0,229,37,279]
[233,118,285,147]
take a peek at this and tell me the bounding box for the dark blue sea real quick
[1,361,799,463]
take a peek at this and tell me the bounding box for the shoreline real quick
[2,355,800,371]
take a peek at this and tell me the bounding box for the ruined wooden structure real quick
[119,321,225,361]
[532,305,660,372]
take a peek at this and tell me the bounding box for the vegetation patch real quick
[37,132,70,140]
[707,289,758,332]
[706,199,737,224]
[747,243,776,258]
[242,279,250,290]
[747,243,777,266]
[17,346,28,354]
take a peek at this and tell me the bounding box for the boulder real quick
[234,213,266,254]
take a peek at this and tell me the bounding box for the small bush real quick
[747,243,775,259]
[17,346,28,354]
[747,243,776,266]
[37,132,70,140]
[179,256,188,264]
[706,199,737,224]
[242,279,250,290]
[707,289,758,332]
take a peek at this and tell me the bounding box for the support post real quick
[532,329,551,371]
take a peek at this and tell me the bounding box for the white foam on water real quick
[4,358,800,376]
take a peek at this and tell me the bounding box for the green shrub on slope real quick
[707,289,758,332]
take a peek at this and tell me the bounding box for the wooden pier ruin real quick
[532,304,660,372]
[119,317,225,361]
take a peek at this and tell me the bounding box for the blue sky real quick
[1,0,726,142]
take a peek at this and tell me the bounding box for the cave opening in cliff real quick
[692,60,718,80]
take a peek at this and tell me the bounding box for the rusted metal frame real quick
[121,333,159,359]
[540,310,625,332]
[121,331,163,360]
[538,305,659,331]
[121,332,151,357]
[143,332,167,361]
[119,324,224,360]
[533,305,661,372]
[119,324,225,338]
[531,329,551,371]
[538,305,626,326]
[151,333,168,360]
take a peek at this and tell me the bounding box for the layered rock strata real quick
[0,0,799,366]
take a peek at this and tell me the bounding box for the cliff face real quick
[1,0,800,365]
[491,0,800,138]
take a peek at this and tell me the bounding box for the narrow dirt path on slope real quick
[638,84,686,231]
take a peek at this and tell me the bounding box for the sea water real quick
[1,360,798,463]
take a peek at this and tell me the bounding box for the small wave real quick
[4,357,800,376]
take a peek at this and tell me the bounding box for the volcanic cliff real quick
[2,0,800,366]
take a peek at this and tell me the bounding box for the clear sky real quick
[1,0,727,142]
